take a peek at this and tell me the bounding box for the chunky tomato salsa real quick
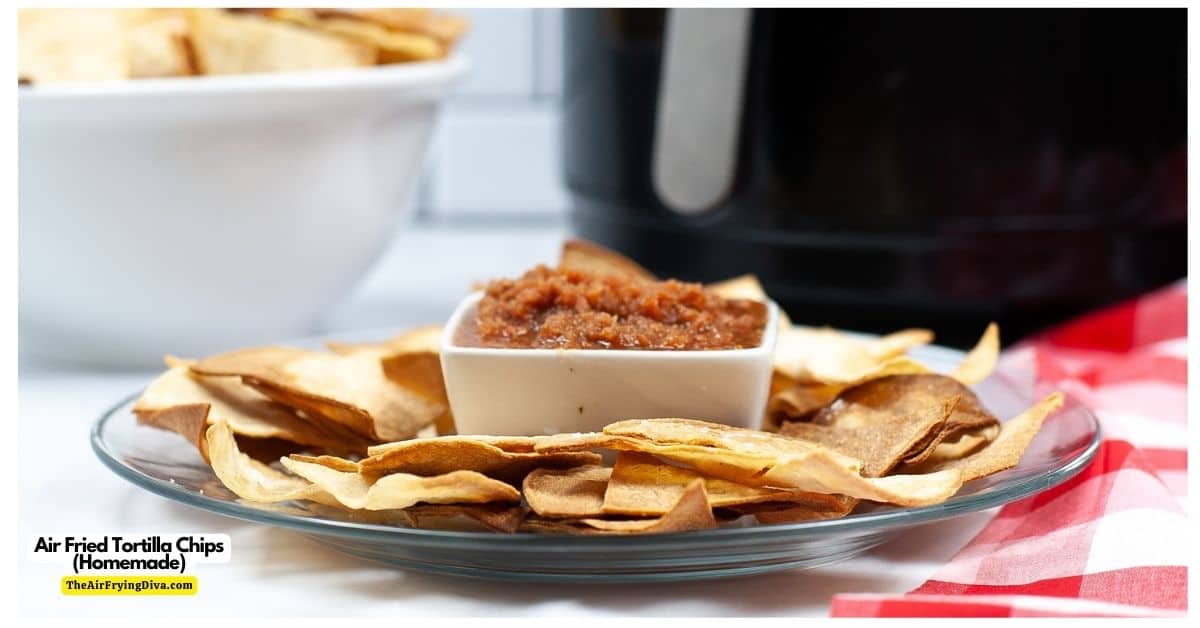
[455,265,768,350]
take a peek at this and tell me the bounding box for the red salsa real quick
[455,265,768,350]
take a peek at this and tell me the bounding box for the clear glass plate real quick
[91,337,1100,583]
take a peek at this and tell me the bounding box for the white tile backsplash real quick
[428,102,567,215]
[536,8,563,98]
[419,9,568,218]
[453,9,536,98]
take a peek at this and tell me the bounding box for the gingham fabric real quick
[831,281,1188,618]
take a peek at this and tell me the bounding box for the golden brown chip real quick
[908,430,993,468]
[205,421,333,505]
[191,346,443,442]
[902,393,1064,481]
[358,436,601,485]
[724,498,858,524]
[602,452,845,517]
[537,421,964,507]
[317,8,469,47]
[401,504,527,534]
[706,274,793,329]
[781,375,962,477]
[367,434,542,456]
[265,8,443,62]
[234,437,309,465]
[522,479,717,535]
[557,239,657,282]
[522,464,611,518]
[319,17,443,63]
[135,403,210,461]
[381,352,453,436]
[952,323,1001,385]
[767,381,842,425]
[134,364,371,456]
[288,454,361,473]
[187,8,375,76]
[280,456,520,511]
[868,328,936,360]
[325,325,443,356]
[125,9,192,78]
[18,9,130,84]
[773,325,933,385]
[900,381,1001,466]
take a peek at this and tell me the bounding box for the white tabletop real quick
[19,223,994,617]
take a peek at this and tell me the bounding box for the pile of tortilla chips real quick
[18,8,468,85]
[132,239,1064,535]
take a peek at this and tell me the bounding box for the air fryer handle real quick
[651,8,753,216]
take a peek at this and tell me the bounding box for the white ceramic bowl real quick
[440,292,780,436]
[18,58,468,366]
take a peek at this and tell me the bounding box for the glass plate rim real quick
[92,386,1101,552]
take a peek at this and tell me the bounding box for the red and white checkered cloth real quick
[831,281,1189,618]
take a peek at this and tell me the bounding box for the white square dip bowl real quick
[440,291,780,436]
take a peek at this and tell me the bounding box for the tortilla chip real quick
[537,420,965,507]
[205,421,332,505]
[125,9,192,78]
[707,274,793,329]
[557,239,657,282]
[280,456,520,511]
[358,436,601,485]
[326,326,454,433]
[18,9,130,84]
[288,454,360,473]
[401,504,527,534]
[952,323,1000,385]
[767,381,842,425]
[581,480,717,533]
[135,403,210,461]
[321,17,443,63]
[187,8,375,76]
[522,480,717,535]
[368,434,542,455]
[909,430,993,468]
[602,452,846,517]
[191,346,443,442]
[781,375,962,477]
[264,8,443,63]
[134,365,371,456]
[869,328,935,360]
[722,494,859,524]
[902,393,1064,481]
[896,376,1001,465]
[773,326,933,385]
[523,464,611,518]
[381,351,452,432]
[326,325,443,356]
[317,8,469,47]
